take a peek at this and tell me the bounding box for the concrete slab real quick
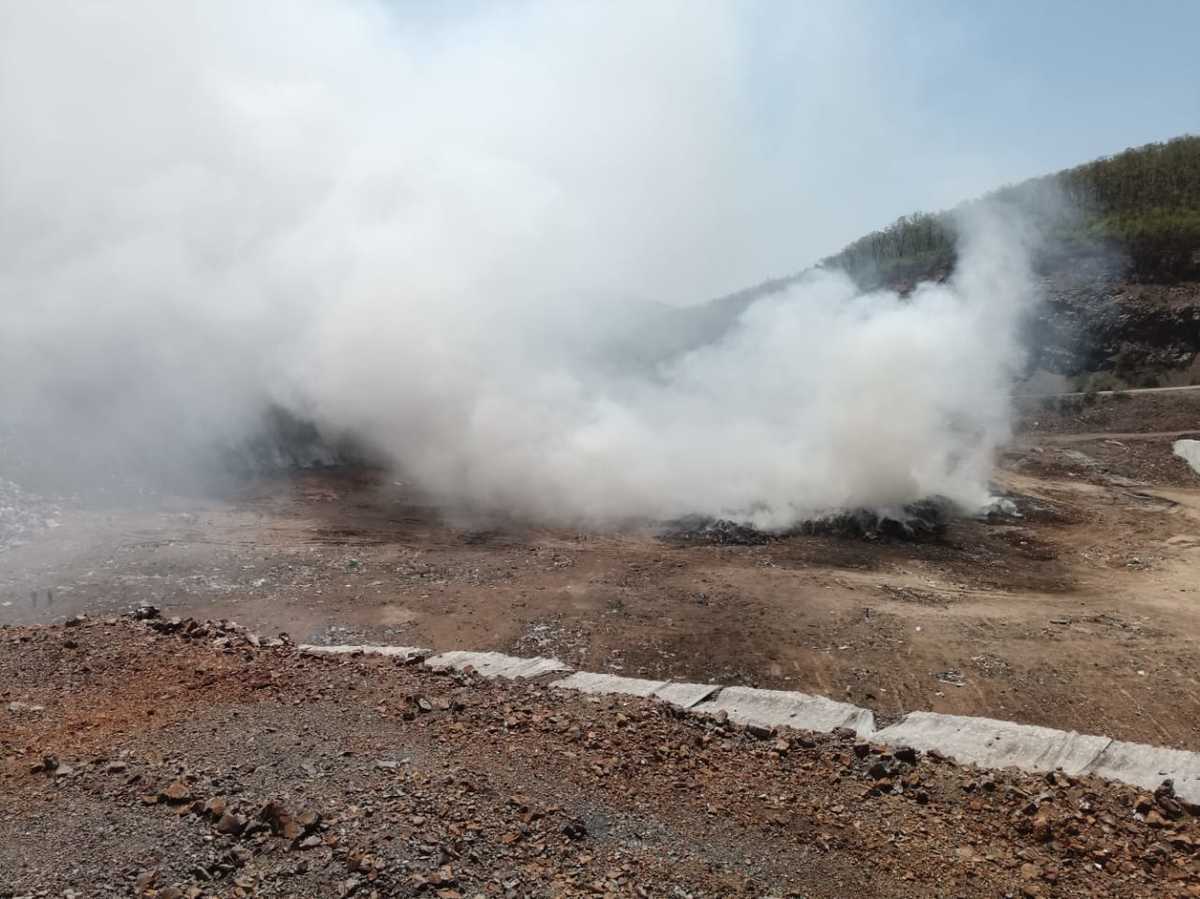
[424,650,570,680]
[691,686,874,738]
[654,681,721,709]
[1173,439,1200,476]
[548,672,719,709]
[874,712,1110,775]
[550,672,668,697]
[298,644,429,661]
[1087,739,1200,804]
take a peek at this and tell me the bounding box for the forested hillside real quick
[822,135,1200,288]
[684,136,1200,384]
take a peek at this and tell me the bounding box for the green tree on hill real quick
[821,135,1200,286]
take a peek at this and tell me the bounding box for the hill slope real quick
[700,136,1200,386]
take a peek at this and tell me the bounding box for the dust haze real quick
[0,1,1041,526]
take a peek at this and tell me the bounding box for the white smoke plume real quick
[308,201,1037,528]
[0,1,1039,525]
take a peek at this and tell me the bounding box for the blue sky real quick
[873,1,1198,177]
[736,0,1200,276]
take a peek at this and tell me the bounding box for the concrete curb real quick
[692,685,875,739]
[550,672,719,709]
[1087,740,1200,802]
[299,644,428,661]
[300,643,1200,802]
[873,712,1112,776]
[424,649,570,680]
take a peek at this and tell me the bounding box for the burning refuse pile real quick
[663,497,954,546]
[661,515,773,546]
[790,497,953,540]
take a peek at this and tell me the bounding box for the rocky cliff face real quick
[1029,253,1200,379]
[687,251,1200,384]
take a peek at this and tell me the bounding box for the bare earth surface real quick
[4,391,1200,895]
[5,392,1200,750]
[2,619,1200,898]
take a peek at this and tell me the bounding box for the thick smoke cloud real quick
[309,200,1037,527]
[0,1,1038,525]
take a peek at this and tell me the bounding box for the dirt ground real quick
[4,391,1200,752]
[2,619,1199,898]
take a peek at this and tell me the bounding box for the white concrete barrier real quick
[551,672,667,697]
[1173,439,1200,476]
[1087,739,1200,804]
[654,681,721,709]
[295,643,1200,801]
[299,644,429,661]
[691,686,874,738]
[874,712,1111,774]
[425,649,570,680]
[551,672,720,709]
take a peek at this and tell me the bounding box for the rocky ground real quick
[8,393,1200,750]
[5,390,1200,896]
[3,613,1200,898]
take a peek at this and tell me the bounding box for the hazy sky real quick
[5,1,1193,305]
[360,1,1200,299]
[737,0,1200,287]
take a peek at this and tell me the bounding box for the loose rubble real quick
[2,617,1199,896]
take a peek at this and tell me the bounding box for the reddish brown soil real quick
[3,620,1199,897]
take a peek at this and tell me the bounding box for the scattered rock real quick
[561,820,588,840]
[746,723,774,740]
[215,812,247,836]
[258,799,320,841]
[2,615,1199,897]
[160,780,192,804]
